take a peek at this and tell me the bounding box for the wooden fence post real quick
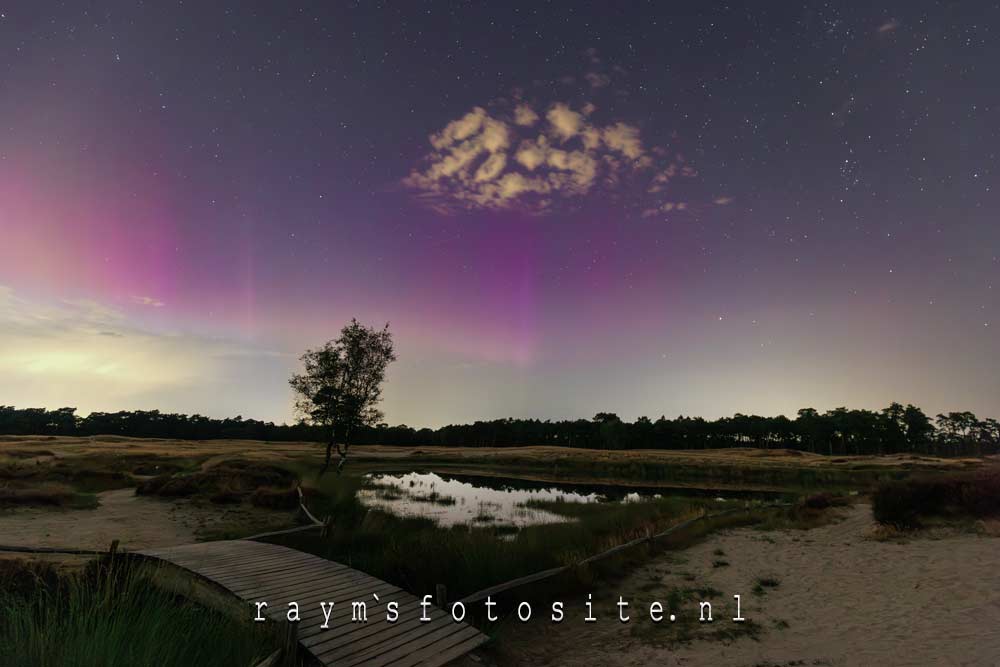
[281,620,298,667]
[435,583,447,609]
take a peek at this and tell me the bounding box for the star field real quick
[0,1,997,425]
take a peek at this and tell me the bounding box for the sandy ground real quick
[489,504,1000,667]
[0,488,292,551]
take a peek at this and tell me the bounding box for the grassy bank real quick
[0,558,276,666]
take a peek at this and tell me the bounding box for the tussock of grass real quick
[0,559,276,666]
[409,490,457,505]
[752,577,780,596]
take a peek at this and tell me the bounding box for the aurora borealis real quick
[1,2,997,426]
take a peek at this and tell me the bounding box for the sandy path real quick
[491,504,1000,666]
[0,489,292,551]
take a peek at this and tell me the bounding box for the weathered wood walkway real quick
[138,540,488,666]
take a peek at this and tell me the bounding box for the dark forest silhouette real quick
[2,404,997,457]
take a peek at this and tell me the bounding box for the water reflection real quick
[358,471,618,528]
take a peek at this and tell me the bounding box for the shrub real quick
[872,470,1000,528]
[802,492,833,510]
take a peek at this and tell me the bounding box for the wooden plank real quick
[265,580,404,629]
[296,582,407,641]
[296,591,410,641]
[146,546,307,573]
[393,626,486,667]
[222,567,344,600]
[231,564,383,600]
[346,623,480,667]
[260,574,396,612]
[202,552,334,577]
[184,545,314,567]
[172,544,320,568]
[210,557,345,588]
[183,552,320,578]
[315,612,453,664]
[231,568,375,604]
[310,605,431,660]
[413,632,490,667]
[199,564,330,597]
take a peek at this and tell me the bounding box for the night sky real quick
[1,1,997,426]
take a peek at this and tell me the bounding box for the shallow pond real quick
[357,471,675,528]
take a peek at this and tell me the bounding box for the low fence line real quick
[240,486,325,541]
[0,544,109,555]
[456,502,790,606]
[296,485,325,527]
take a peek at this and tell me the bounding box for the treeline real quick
[1,404,998,457]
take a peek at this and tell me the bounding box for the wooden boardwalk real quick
[138,540,488,666]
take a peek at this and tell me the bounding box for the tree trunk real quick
[319,427,350,477]
[320,426,338,476]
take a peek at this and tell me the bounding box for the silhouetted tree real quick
[289,319,396,475]
[901,404,934,451]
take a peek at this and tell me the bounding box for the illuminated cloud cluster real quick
[404,84,718,215]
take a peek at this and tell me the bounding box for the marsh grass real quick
[271,473,773,603]
[409,490,458,505]
[0,559,276,667]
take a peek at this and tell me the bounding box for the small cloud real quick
[514,104,539,127]
[132,296,165,307]
[602,122,643,160]
[515,138,548,171]
[877,19,898,33]
[585,72,610,88]
[547,103,584,142]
